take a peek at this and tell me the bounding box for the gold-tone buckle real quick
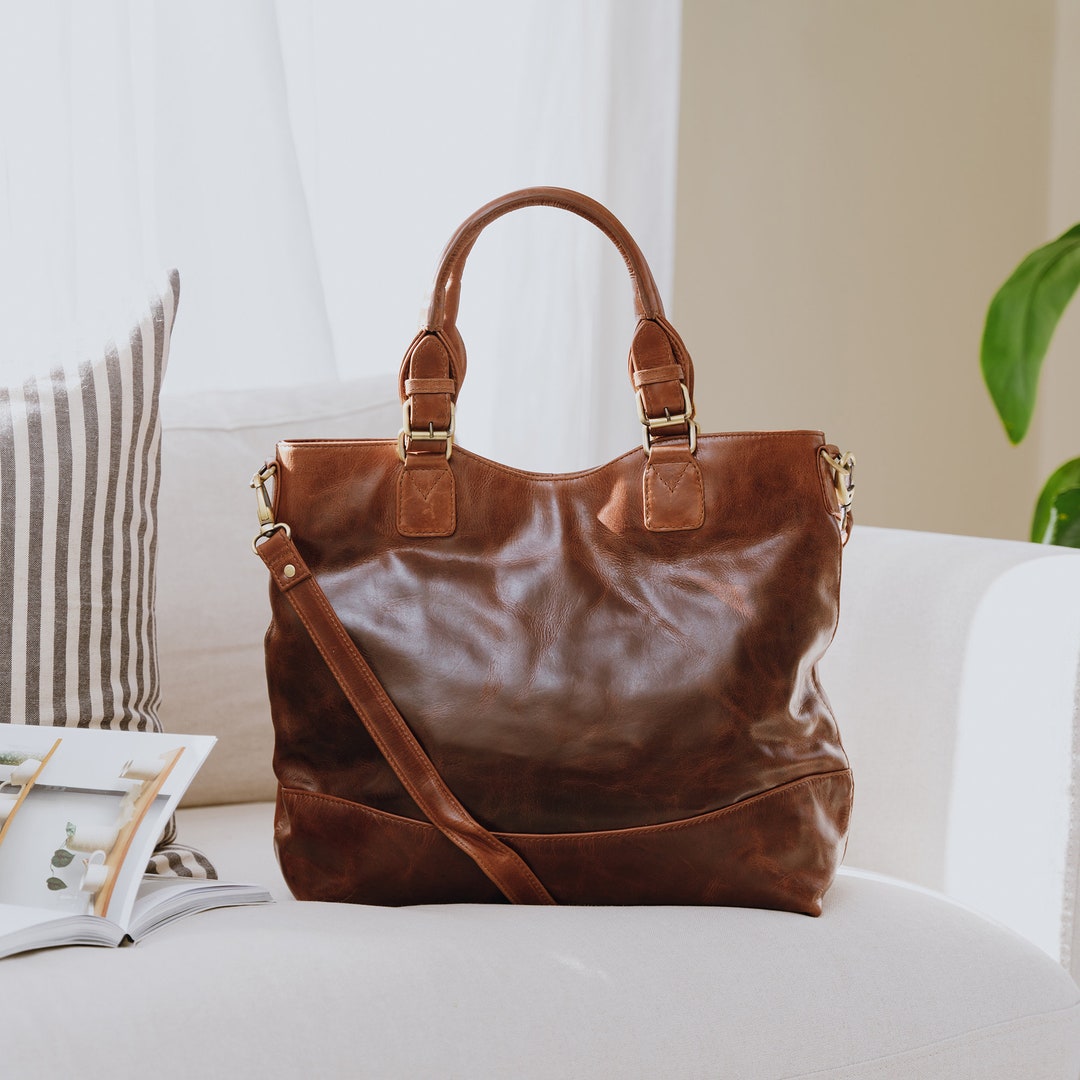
[251,463,277,526]
[820,448,856,521]
[396,399,456,462]
[637,382,698,456]
[250,463,292,554]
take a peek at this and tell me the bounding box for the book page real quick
[0,725,216,937]
[126,876,273,940]
[0,905,123,959]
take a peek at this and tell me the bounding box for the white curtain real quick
[0,0,681,472]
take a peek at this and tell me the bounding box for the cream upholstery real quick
[8,799,1080,1080]
[824,526,1080,971]
[7,380,1080,1077]
[155,378,401,806]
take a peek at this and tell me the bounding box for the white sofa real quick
[7,381,1080,1079]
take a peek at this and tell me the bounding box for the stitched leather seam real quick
[632,363,684,389]
[396,467,456,536]
[654,462,689,495]
[404,378,457,396]
[406,470,446,503]
[446,433,826,484]
[644,463,704,531]
[284,432,828,476]
[280,769,852,842]
[285,431,829,455]
[644,469,658,529]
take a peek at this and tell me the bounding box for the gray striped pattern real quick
[146,845,219,880]
[0,272,176,733]
[0,271,214,880]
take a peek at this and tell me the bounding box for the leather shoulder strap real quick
[256,528,555,906]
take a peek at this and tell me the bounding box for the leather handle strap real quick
[426,186,665,331]
[394,187,702,535]
[397,187,694,446]
[257,528,556,906]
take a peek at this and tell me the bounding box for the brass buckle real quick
[396,400,456,462]
[820,448,856,522]
[636,382,698,456]
[250,463,292,554]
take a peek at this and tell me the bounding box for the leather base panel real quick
[275,769,852,914]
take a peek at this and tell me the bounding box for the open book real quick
[0,723,271,959]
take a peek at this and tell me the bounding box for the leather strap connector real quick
[398,461,456,537]
[632,364,684,389]
[264,536,312,591]
[404,378,458,397]
[643,443,705,532]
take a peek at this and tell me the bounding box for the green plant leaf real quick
[45,877,67,891]
[65,821,76,840]
[50,848,75,868]
[1032,457,1080,542]
[1041,487,1080,548]
[981,223,1080,444]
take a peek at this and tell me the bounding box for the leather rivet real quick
[283,564,296,579]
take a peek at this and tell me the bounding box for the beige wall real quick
[674,0,1063,539]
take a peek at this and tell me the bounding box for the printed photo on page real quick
[0,725,215,931]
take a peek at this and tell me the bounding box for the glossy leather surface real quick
[262,187,853,910]
[265,432,852,909]
[276,770,851,912]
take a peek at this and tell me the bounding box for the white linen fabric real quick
[0,1,681,473]
[2,800,1076,1080]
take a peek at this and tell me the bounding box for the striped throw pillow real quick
[0,270,213,879]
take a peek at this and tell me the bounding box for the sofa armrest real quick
[821,526,1080,974]
[946,545,1080,975]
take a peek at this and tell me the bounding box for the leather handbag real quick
[252,187,855,912]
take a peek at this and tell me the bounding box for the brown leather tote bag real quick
[252,187,855,912]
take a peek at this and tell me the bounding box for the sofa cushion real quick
[0,271,178,732]
[0,271,212,876]
[156,379,400,807]
[10,803,1038,1079]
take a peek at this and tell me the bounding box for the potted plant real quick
[981,223,1080,546]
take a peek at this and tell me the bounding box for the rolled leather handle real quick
[425,186,666,331]
[397,188,701,534]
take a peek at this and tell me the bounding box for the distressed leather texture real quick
[262,188,852,913]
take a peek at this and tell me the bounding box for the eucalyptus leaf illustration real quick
[48,823,81,892]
